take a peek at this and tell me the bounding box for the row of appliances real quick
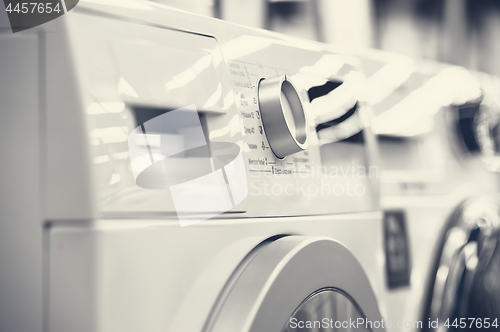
[355,48,500,331]
[0,0,499,331]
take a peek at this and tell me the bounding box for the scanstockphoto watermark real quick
[128,105,248,227]
[249,163,379,199]
[289,317,499,330]
[289,318,424,330]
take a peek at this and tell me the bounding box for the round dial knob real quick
[258,75,309,159]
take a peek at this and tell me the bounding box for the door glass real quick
[282,288,370,332]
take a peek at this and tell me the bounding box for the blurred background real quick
[151,0,500,76]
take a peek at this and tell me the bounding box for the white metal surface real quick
[49,213,385,332]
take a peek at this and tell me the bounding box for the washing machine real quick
[0,1,387,332]
[351,49,500,331]
[421,70,500,331]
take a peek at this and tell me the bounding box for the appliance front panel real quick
[52,4,379,220]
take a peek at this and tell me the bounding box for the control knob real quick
[258,75,309,159]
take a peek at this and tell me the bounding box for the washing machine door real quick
[205,236,384,332]
[425,196,500,332]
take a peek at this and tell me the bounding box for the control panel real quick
[43,3,379,220]
[228,60,312,174]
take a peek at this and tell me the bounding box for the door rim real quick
[205,235,384,332]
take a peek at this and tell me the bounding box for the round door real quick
[424,196,500,332]
[204,236,384,332]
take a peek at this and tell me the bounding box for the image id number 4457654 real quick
[444,318,498,329]
[5,2,61,14]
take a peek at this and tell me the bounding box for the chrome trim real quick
[282,288,370,332]
[426,196,500,331]
[258,75,309,159]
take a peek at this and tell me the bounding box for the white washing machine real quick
[0,1,387,332]
[352,49,500,331]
